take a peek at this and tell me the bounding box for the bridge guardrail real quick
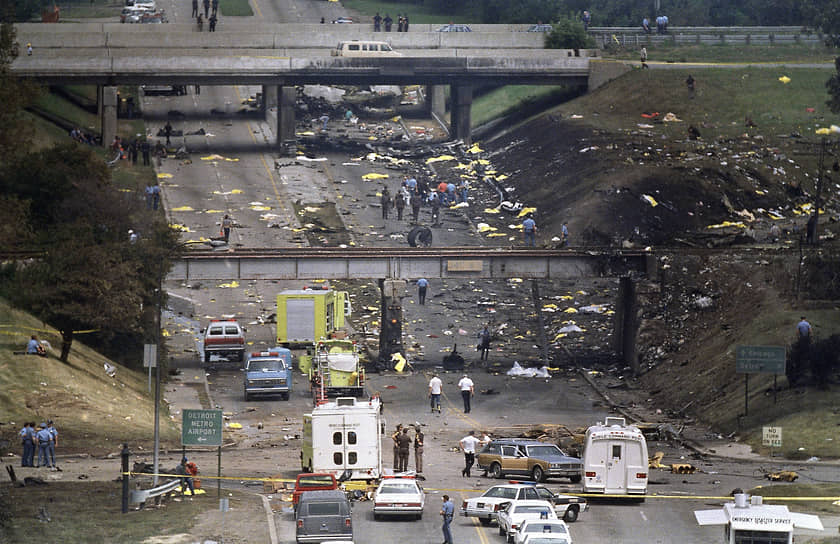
[129,478,182,508]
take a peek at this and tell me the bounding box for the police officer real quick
[413,425,424,473]
[391,424,403,470]
[47,420,58,469]
[35,423,52,469]
[397,427,412,472]
[20,422,35,467]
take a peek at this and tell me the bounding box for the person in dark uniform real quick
[391,424,403,470]
[141,139,151,166]
[413,426,424,473]
[383,14,392,31]
[380,186,392,220]
[410,192,421,224]
[209,13,217,31]
[478,325,491,361]
[373,12,381,31]
[164,121,172,145]
[394,190,406,220]
[202,0,209,18]
[397,427,412,472]
[191,0,198,17]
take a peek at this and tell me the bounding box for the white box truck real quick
[301,396,383,481]
[581,416,648,497]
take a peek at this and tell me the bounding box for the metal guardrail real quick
[129,478,181,507]
[587,26,822,48]
[588,26,813,34]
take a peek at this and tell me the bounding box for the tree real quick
[545,18,594,49]
[0,14,38,165]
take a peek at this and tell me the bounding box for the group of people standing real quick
[19,421,59,470]
[391,423,424,473]
[641,15,669,34]
[373,13,409,32]
[380,175,467,226]
[192,0,218,31]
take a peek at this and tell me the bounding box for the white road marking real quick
[639,510,648,522]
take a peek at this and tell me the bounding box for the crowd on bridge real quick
[372,13,409,32]
[192,0,218,31]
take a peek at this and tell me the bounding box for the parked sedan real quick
[372,477,424,520]
[514,519,571,544]
[497,500,558,543]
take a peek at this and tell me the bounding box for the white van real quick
[301,396,383,480]
[332,40,402,57]
[581,416,648,497]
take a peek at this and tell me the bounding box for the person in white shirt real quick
[459,430,481,477]
[457,374,474,413]
[428,374,443,413]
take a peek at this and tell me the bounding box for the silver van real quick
[296,490,353,543]
[331,40,402,57]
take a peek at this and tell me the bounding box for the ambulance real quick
[695,493,823,543]
[301,396,383,481]
[581,416,648,496]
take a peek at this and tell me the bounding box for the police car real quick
[372,476,424,520]
[461,482,586,525]
[514,519,572,544]
[497,500,558,543]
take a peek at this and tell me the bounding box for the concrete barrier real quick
[107,32,276,49]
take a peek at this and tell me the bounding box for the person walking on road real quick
[191,0,198,17]
[428,372,442,413]
[381,186,392,220]
[397,427,412,472]
[478,325,491,361]
[440,495,454,544]
[410,192,421,224]
[394,190,406,220]
[221,214,233,243]
[208,13,217,31]
[164,121,173,145]
[416,278,429,305]
[458,374,474,413]
[459,430,481,477]
[522,214,536,246]
[202,0,209,18]
[413,425,424,473]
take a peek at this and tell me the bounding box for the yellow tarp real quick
[778,75,791,84]
[706,221,746,229]
[157,173,173,179]
[426,155,456,164]
[169,224,192,232]
[518,207,537,218]
[467,143,484,154]
[642,194,658,207]
[362,173,389,180]
[171,206,194,212]
[217,281,240,288]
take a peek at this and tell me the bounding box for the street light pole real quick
[153,260,163,487]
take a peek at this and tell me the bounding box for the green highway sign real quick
[182,409,223,446]
[736,345,786,375]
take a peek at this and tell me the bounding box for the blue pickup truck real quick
[243,349,293,401]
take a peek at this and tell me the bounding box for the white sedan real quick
[372,477,424,520]
[497,500,558,543]
[514,519,571,544]
[522,535,571,544]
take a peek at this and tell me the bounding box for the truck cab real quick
[202,319,245,363]
[243,348,293,401]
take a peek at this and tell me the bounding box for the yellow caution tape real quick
[171,206,194,212]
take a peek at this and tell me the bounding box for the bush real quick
[545,18,594,50]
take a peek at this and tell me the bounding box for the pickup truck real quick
[244,349,293,401]
[202,319,245,363]
[293,473,338,509]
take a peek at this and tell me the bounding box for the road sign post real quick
[143,344,157,393]
[736,346,786,416]
[762,426,782,457]
[182,409,223,499]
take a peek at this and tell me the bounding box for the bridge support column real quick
[263,85,278,137]
[277,86,296,154]
[378,279,406,365]
[613,277,639,375]
[425,85,446,121]
[100,85,118,148]
[450,85,472,144]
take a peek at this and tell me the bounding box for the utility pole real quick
[378,279,406,364]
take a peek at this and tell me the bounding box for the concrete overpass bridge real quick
[171,247,652,366]
[11,22,596,146]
